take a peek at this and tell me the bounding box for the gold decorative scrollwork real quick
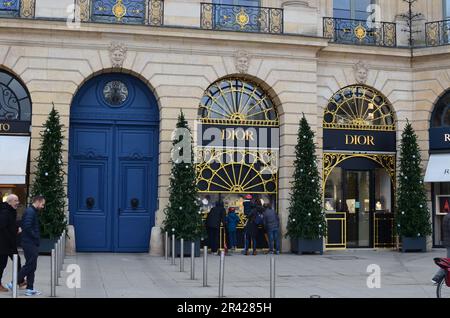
[197,148,278,194]
[148,0,163,26]
[77,0,90,22]
[383,23,396,47]
[322,153,396,190]
[199,78,279,126]
[20,0,35,18]
[201,3,213,30]
[112,0,126,20]
[323,17,335,39]
[269,8,282,34]
[354,24,367,40]
[323,85,395,131]
[236,8,249,29]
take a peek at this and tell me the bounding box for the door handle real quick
[86,197,95,209]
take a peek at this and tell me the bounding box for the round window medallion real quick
[103,81,128,106]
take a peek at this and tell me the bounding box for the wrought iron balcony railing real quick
[86,0,163,26]
[0,0,164,25]
[323,17,396,47]
[0,0,34,18]
[0,0,20,17]
[425,19,450,46]
[200,2,283,34]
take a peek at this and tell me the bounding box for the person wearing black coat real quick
[206,201,226,254]
[242,199,263,255]
[0,194,23,291]
[11,195,45,296]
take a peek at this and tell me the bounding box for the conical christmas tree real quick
[396,121,431,238]
[162,111,203,241]
[286,115,327,240]
[30,107,67,239]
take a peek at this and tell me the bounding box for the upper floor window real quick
[214,0,260,6]
[0,71,31,122]
[323,85,395,131]
[444,0,450,19]
[431,91,450,127]
[333,0,374,20]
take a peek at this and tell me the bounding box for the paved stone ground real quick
[0,249,446,298]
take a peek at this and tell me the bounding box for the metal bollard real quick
[54,242,59,286]
[180,238,184,272]
[171,233,175,265]
[12,254,18,298]
[51,249,56,297]
[218,250,225,298]
[62,231,66,260]
[190,242,195,280]
[203,246,208,287]
[60,235,63,272]
[58,239,62,278]
[270,256,275,298]
[165,232,168,261]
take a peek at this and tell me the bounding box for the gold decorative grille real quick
[323,85,395,131]
[199,78,279,126]
[197,148,278,194]
[322,153,396,189]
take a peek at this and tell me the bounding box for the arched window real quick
[323,85,395,131]
[0,71,31,122]
[431,90,450,127]
[197,77,278,194]
[199,78,278,126]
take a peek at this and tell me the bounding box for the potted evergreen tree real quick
[396,121,431,252]
[30,106,67,254]
[162,111,204,256]
[286,116,327,254]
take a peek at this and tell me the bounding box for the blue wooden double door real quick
[69,73,159,252]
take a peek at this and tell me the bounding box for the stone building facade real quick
[0,0,449,253]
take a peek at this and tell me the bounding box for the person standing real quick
[263,202,280,254]
[0,194,25,291]
[433,212,450,284]
[8,195,45,296]
[206,201,226,254]
[226,207,239,251]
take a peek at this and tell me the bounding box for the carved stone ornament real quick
[353,61,369,84]
[235,50,250,74]
[109,42,128,68]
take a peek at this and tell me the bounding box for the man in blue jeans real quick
[8,195,45,296]
[263,203,280,254]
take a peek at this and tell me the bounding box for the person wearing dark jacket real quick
[206,201,226,254]
[242,199,263,255]
[432,213,450,284]
[263,203,280,254]
[8,195,45,296]
[0,194,23,291]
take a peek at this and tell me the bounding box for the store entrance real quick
[345,170,371,248]
[324,157,394,249]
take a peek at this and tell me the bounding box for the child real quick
[226,207,239,251]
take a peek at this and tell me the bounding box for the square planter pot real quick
[401,237,426,253]
[291,238,324,255]
[173,239,201,257]
[38,238,58,255]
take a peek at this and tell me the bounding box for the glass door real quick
[345,170,371,247]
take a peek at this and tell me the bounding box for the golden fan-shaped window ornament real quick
[323,85,395,131]
[199,78,278,126]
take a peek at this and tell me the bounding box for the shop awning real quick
[424,154,450,182]
[0,136,30,184]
